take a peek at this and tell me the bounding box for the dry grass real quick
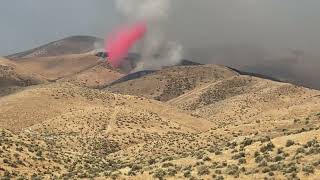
[0,63,319,179]
[106,65,238,101]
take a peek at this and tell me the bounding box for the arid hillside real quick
[0,57,46,96]
[105,65,238,101]
[0,82,217,179]
[12,54,123,88]
[0,35,320,180]
[0,63,319,179]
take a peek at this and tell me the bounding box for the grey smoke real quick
[114,0,320,88]
[115,0,183,71]
[165,0,320,89]
[116,0,170,21]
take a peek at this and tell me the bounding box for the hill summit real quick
[7,36,103,59]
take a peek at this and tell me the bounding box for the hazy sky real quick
[1,0,320,56]
[0,0,320,55]
[1,0,320,88]
[0,0,120,55]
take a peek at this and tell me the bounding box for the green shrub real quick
[238,158,246,164]
[260,142,274,153]
[167,168,177,177]
[302,165,314,174]
[232,152,245,160]
[241,138,253,147]
[153,169,166,180]
[197,165,210,176]
[286,140,295,147]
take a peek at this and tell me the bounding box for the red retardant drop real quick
[105,22,147,67]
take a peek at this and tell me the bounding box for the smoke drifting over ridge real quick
[115,0,183,71]
[115,0,320,89]
[1,1,319,88]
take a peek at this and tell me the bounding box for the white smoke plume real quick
[115,0,183,71]
[116,0,169,21]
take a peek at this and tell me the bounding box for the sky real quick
[1,0,320,56]
[1,0,320,88]
[0,0,120,55]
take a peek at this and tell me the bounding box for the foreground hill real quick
[0,65,319,179]
[0,57,46,96]
[115,127,320,179]
[0,83,215,179]
[6,36,102,59]
[0,83,212,132]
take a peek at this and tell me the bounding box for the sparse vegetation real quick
[0,58,320,179]
[286,140,295,147]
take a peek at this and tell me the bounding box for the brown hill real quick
[13,53,123,87]
[6,36,102,59]
[105,65,238,101]
[0,57,46,96]
[0,82,215,179]
[168,75,320,138]
[61,61,124,88]
[0,65,319,179]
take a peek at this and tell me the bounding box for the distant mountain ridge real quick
[6,36,103,59]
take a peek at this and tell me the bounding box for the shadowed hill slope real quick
[105,65,238,101]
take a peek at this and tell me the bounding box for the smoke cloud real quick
[168,0,320,89]
[115,0,183,71]
[116,0,169,21]
[113,0,320,88]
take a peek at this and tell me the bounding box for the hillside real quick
[12,53,123,88]
[0,57,46,96]
[6,36,103,59]
[62,61,123,88]
[115,128,320,179]
[168,74,320,139]
[0,83,216,179]
[0,64,319,179]
[105,65,238,101]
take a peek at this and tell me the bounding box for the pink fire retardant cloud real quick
[105,22,147,67]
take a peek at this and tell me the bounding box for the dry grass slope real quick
[13,54,123,88]
[0,57,46,96]
[0,64,319,179]
[0,82,216,179]
[61,61,123,88]
[106,65,238,101]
